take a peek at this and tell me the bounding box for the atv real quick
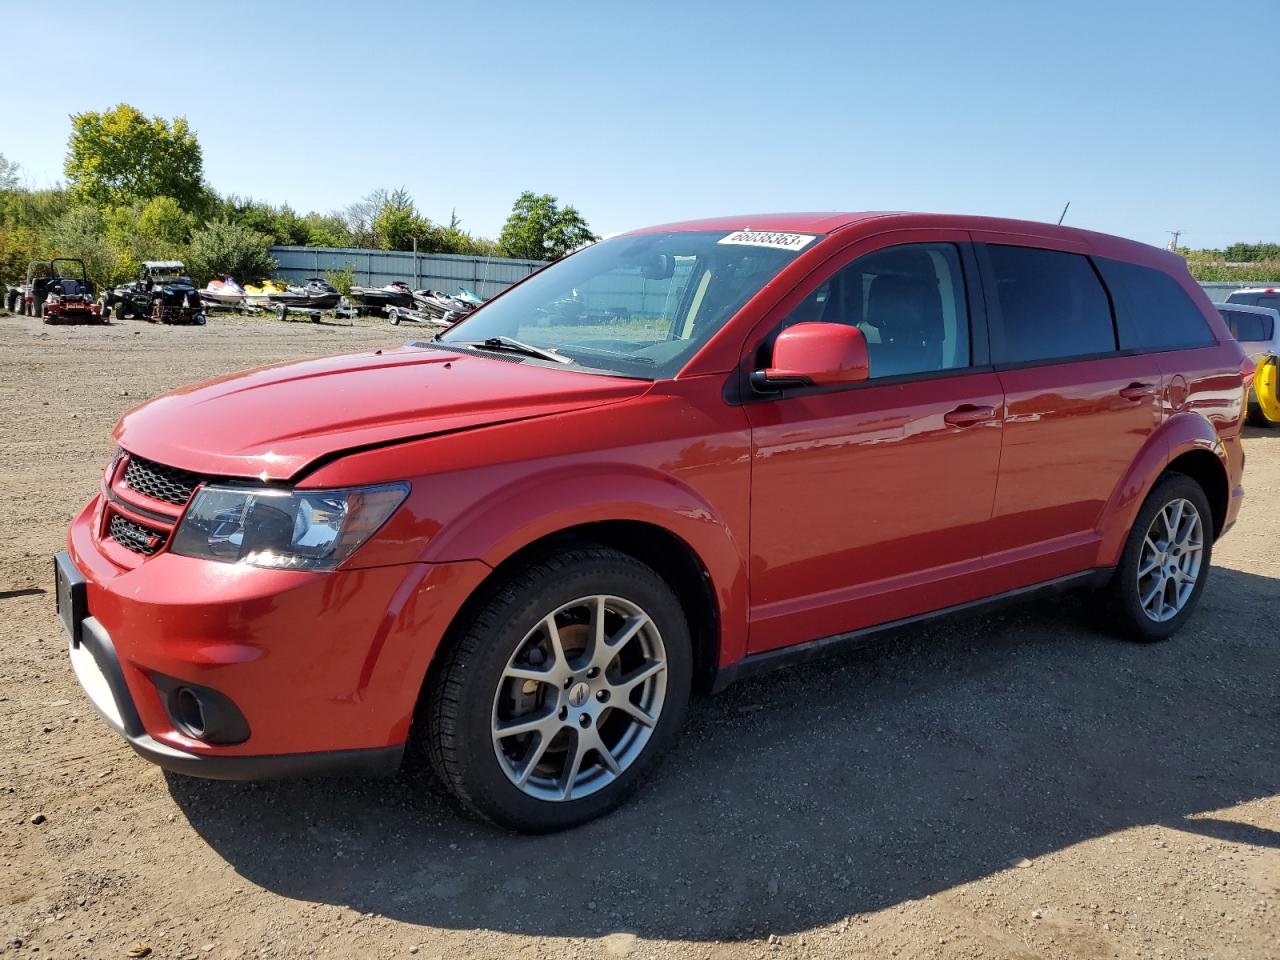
[12,259,104,322]
[101,260,206,325]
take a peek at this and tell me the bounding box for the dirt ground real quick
[0,310,1276,960]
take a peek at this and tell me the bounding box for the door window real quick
[774,243,971,378]
[987,245,1116,364]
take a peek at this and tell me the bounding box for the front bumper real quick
[59,499,490,778]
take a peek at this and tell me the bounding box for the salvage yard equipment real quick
[102,261,206,325]
[12,259,103,322]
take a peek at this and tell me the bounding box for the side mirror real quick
[751,322,870,392]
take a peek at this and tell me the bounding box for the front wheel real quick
[418,546,692,832]
[1102,473,1213,642]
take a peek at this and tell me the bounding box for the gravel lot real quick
[1,311,1276,960]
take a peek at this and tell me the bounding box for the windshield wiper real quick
[451,336,572,364]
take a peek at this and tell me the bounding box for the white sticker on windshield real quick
[718,230,816,251]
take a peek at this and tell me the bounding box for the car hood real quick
[115,344,651,480]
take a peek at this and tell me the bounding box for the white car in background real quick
[1217,299,1280,427]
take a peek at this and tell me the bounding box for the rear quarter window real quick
[1096,258,1217,351]
[986,244,1116,365]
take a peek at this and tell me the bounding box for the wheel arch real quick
[1098,413,1230,564]
[430,519,725,696]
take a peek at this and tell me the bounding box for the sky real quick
[2,0,1276,250]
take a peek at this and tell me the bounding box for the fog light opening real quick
[173,687,206,739]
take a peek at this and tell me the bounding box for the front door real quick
[744,235,1004,653]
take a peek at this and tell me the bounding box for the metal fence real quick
[269,246,546,300]
[1198,281,1273,303]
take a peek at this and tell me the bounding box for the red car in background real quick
[55,212,1249,831]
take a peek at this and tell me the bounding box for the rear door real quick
[975,238,1163,586]
[743,232,1005,652]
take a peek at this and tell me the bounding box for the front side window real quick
[1096,258,1216,351]
[987,245,1115,365]
[773,243,971,378]
[439,230,812,378]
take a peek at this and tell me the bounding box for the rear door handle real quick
[944,404,997,427]
[1119,382,1158,401]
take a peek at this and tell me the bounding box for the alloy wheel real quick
[491,594,667,802]
[1136,498,1204,622]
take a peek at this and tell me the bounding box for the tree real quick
[372,187,432,251]
[498,191,596,261]
[65,104,205,210]
[185,218,277,285]
[104,196,195,278]
[0,154,18,193]
[48,206,118,286]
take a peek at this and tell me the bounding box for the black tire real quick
[114,303,128,322]
[1101,472,1214,643]
[417,545,692,832]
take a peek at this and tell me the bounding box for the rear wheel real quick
[1101,473,1213,642]
[114,303,128,322]
[418,546,692,832]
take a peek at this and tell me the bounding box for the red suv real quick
[55,213,1249,831]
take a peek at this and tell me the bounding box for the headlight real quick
[170,482,408,570]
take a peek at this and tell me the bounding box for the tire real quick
[1101,472,1214,643]
[193,313,207,326]
[417,545,692,832]
[114,303,128,322]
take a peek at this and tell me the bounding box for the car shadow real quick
[168,565,1280,942]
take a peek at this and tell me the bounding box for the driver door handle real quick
[944,404,997,427]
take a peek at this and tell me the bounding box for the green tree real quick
[48,206,118,286]
[498,191,596,261]
[372,187,431,251]
[65,104,204,210]
[104,196,195,279]
[185,218,277,286]
[0,154,18,193]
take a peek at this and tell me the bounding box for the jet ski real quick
[455,287,486,307]
[244,278,292,309]
[349,281,414,314]
[199,275,247,308]
[268,278,341,310]
[412,288,475,323]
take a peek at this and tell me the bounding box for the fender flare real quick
[1096,413,1227,565]
[418,462,751,668]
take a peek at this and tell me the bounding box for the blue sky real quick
[4,0,1276,249]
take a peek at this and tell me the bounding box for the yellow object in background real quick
[1256,356,1280,424]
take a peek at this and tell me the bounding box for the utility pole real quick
[1167,229,1183,251]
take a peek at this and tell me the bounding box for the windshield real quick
[439,230,815,377]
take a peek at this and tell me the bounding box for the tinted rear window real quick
[1096,258,1216,351]
[1226,292,1280,313]
[1220,308,1274,343]
[986,245,1115,364]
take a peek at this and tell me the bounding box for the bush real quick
[324,262,355,295]
[185,218,277,286]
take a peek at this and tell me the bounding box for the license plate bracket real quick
[53,552,87,646]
